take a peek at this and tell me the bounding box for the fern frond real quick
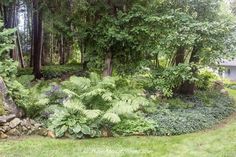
[103,112,121,123]
[83,110,102,119]
[63,99,85,111]
[80,88,106,98]
[111,101,134,115]
[98,76,116,89]
[101,92,113,102]
[63,89,79,98]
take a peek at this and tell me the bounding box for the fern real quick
[83,110,102,119]
[45,74,150,137]
[103,112,121,123]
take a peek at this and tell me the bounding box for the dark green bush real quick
[17,64,83,79]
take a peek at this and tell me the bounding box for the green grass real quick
[0,89,235,157]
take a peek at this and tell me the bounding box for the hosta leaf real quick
[81,125,91,135]
[55,125,68,137]
[72,124,82,133]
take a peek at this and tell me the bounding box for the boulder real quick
[0,132,8,139]
[0,77,24,117]
[7,128,21,136]
[47,130,55,138]
[220,89,229,95]
[213,80,224,91]
[9,118,21,128]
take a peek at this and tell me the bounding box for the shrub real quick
[17,64,83,79]
[112,117,156,136]
[225,83,236,90]
[16,75,34,87]
[6,80,50,117]
[196,69,218,90]
[153,64,197,97]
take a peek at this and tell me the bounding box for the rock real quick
[220,89,229,95]
[30,119,36,125]
[22,126,28,132]
[21,119,32,129]
[0,132,8,139]
[0,126,11,132]
[213,80,224,91]
[6,128,21,136]
[0,77,24,117]
[4,122,9,126]
[101,128,112,137]
[1,125,10,132]
[47,130,55,138]
[0,114,16,124]
[34,123,43,129]
[9,118,21,128]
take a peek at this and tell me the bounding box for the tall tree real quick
[32,0,43,79]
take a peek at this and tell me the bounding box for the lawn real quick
[0,90,235,157]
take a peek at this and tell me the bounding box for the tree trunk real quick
[175,46,185,65]
[32,0,43,79]
[177,45,200,95]
[103,50,113,77]
[59,35,65,65]
[16,31,25,68]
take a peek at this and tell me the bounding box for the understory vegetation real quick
[0,0,236,144]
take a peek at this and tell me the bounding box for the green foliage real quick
[196,69,218,90]
[16,75,34,87]
[48,108,101,138]
[0,93,6,116]
[0,20,16,79]
[17,64,83,79]
[154,64,197,97]
[43,73,149,138]
[148,91,235,135]
[112,117,156,136]
[157,98,194,110]
[6,80,50,117]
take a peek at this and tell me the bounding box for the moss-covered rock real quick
[0,93,6,116]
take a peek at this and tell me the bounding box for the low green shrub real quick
[196,69,218,90]
[147,64,197,97]
[225,83,236,90]
[156,98,195,109]
[17,64,83,79]
[112,117,156,136]
[6,80,50,117]
[16,75,34,87]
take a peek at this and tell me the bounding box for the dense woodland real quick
[0,0,236,139]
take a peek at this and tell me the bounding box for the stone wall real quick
[0,114,47,139]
